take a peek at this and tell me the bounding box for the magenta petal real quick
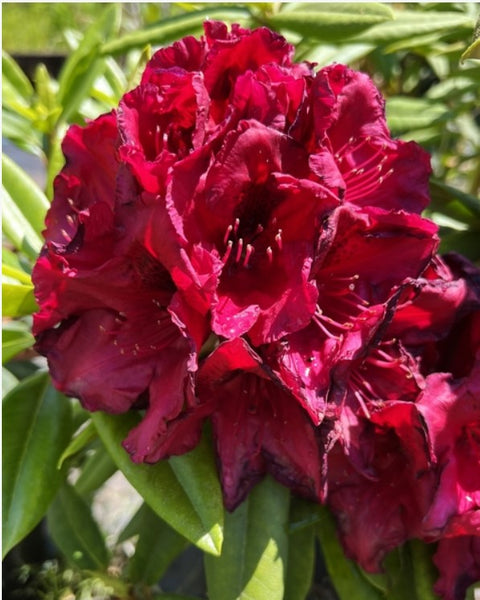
[433,536,480,600]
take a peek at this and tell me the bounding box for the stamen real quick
[61,229,71,241]
[266,246,273,263]
[222,240,233,263]
[233,218,240,234]
[223,224,233,245]
[66,215,75,226]
[235,238,244,263]
[243,244,254,267]
[275,229,283,251]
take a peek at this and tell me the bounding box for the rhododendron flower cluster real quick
[32,22,480,600]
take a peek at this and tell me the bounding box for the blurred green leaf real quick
[2,153,49,237]
[92,412,224,555]
[74,444,118,498]
[2,367,19,397]
[316,506,384,600]
[2,282,38,317]
[2,371,73,556]
[126,503,188,584]
[2,111,43,156]
[2,185,42,259]
[409,540,440,600]
[2,51,34,101]
[57,5,121,124]
[285,498,316,600]
[57,420,97,469]
[461,14,480,63]
[47,481,110,570]
[352,9,475,44]
[386,97,449,133]
[267,3,394,41]
[438,229,480,261]
[204,476,290,600]
[101,6,250,56]
[429,179,480,223]
[2,322,35,364]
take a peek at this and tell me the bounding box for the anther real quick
[266,246,273,263]
[61,229,71,241]
[66,215,75,226]
[233,218,240,234]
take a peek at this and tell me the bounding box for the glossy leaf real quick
[47,481,110,570]
[267,3,394,41]
[92,412,224,555]
[205,476,290,600]
[126,503,188,584]
[2,371,73,556]
[2,321,35,364]
[57,420,97,469]
[316,506,384,600]
[285,498,316,600]
[100,7,250,56]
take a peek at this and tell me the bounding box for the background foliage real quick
[2,3,480,599]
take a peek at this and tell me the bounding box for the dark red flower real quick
[33,23,472,554]
[325,402,435,572]
[433,536,480,600]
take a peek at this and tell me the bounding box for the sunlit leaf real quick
[57,420,97,469]
[205,476,289,600]
[267,3,394,41]
[92,412,224,555]
[101,6,250,56]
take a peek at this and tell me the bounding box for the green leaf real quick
[126,503,188,584]
[92,412,224,555]
[352,9,475,44]
[285,498,316,600]
[461,14,480,63]
[267,3,394,41]
[316,506,384,600]
[57,420,97,469]
[386,97,449,133]
[2,367,18,397]
[2,322,35,364]
[2,371,73,556]
[429,179,480,222]
[47,481,110,570]
[409,540,440,600]
[57,5,121,124]
[2,153,49,236]
[2,283,37,317]
[204,476,290,600]
[101,6,250,56]
[2,51,34,101]
[438,229,480,261]
[2,110,43,156]
[74,444,118,498]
